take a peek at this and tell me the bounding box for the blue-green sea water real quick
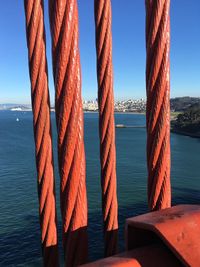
[0,111,200,266]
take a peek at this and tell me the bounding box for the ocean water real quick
[0,111,200,266]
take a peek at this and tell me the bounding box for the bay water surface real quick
[0,111,200,266]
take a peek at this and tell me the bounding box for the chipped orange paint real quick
[126,205,200,267]
[145,0,171,210]
[94,0,118,257]
[49,0,88,266]
[24,0,59,266]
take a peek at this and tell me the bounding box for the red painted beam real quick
[81,244,182,267]
[126,205,200,267]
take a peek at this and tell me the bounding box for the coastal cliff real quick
[171,103,200,138]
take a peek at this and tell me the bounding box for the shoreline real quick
[83,111,145,115]
[171,129,200,138]
[2,110,200,139]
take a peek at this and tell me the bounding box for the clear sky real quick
[0,1,199,104]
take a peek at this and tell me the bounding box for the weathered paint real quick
[126,205,200,267]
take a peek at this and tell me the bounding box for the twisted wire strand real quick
[95,0,118,257]
[24,1,59,266]
[49,0,88,265]
[145,0,171,211]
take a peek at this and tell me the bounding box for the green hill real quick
[171,103,200,137]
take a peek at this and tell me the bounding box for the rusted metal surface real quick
[24,1,59,266]
[145,0,171,210]
[94,0,118,257]
[49,0,88,266]
[81,244,182,267]
[126,204,200,267]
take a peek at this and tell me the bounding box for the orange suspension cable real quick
[49,0,88,266]
[24,1,59,266]
[94,0,118,257]
[145,0,171,210]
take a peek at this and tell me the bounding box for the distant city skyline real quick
[1,96,200,107]
[2,96,200,115]
[0,1,200,104]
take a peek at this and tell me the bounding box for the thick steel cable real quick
[49,0,88,266]
[145,0,171,211]
[24,1,59,266]
[94,0,118,257]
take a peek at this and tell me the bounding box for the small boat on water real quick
[115,124,125,128]
[16,118,19,122]
[115,124,145,128]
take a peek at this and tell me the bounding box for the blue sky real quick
[0,1,199,104]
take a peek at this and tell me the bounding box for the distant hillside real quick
[171,103,200,137]
[170,97,200,112]
[0,103,31,110]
